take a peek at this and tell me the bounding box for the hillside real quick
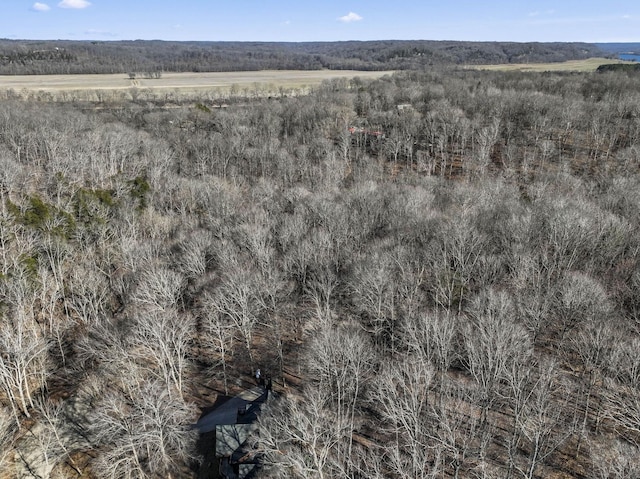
[596,42,640,55]
[0,39,607,75]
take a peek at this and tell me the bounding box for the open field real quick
[467,57,635,72]
[0,70,394,93]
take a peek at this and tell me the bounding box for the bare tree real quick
[592,439,640,479]
[433,383,488,479]
[200,294,236,395]
[30,397,83,476]
[212,268,264,366]
[132,267,185,311]
[512,253,555,344]
[430,216,485,312]
[305,265,338,328]
[371,357,439,479]
[89,380,196,479]
[258,269,289,380]
[256,386,348,479]
[569,320,617,455]
[173,229,212,280]
[557,271,611,342]
[393,247,427,320]
[605,382,640,450]
[610,337,640,389]
[475,117,500,175]
[401,311,457,398]
[66,260,110,327]
[238,210,276,278]
[463,290,533,425]
[130,307,194,399]
[0,405,16,470]
[307,323,375,471]
[0,299,50,424]
[349,250,397,344]
[37,264,69,365]
[515,364,575,479]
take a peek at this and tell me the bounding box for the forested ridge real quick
[0,66,640,478]
[0,39,607,75]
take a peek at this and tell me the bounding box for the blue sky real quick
[2,0,640,42]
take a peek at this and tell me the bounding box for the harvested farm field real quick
[0,70,394,92]
[466,57,633,72]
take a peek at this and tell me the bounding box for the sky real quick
[2,0,640,43]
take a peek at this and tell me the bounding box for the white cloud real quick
[338,12,363,23]
[32,2,51,11]
[58,0,91,8]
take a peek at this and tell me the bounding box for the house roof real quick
[216,423,257,457]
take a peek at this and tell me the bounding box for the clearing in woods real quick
[0,70,394,93]
[467,57,635,72]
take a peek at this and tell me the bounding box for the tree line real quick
[0,66,639,477]
[0,39,607,75]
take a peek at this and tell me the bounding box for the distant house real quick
[348,126,384,137]
[396,103,414,112]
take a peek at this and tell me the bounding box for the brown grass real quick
[466,57,635,72]
[0,70,394,93]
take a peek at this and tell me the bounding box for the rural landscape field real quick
[0,58,626,97]
[0,70,394,94]
[1,3,640,478]
[469,56,635,72]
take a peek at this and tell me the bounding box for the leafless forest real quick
[0,39,605,74]
[1,67,640,478]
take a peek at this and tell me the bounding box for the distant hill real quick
[596,42,640,55]
[0,39,607,75]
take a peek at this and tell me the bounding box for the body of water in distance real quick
[619,54,640,62]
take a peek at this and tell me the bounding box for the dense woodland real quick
[1,65,640,478]
[596,63,640,73]
[0,39,608,75]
